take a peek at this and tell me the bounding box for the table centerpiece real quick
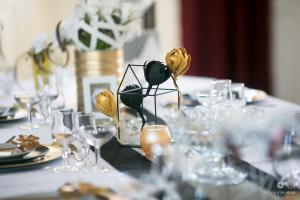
[58,0,152,110]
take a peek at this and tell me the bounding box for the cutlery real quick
[5,136,16,144]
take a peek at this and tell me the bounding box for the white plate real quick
[0,147,30,160]
[245,88,267,103]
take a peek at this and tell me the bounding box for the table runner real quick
[101,137,300,199]
[101,103,300,198]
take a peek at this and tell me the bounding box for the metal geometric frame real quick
[116,63,180,147]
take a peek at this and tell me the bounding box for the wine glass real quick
[187,124,247,185]
[51,110,77,172]
[74,112,115,172]
[163,107,186,144]
[38,75,59,122]
[73,112,96,129]
[211,79,232,106]
[14,91,39,130]
[78,119,115,172]
[231,83,246,107]
[187,80,247,185]
[64,111,92,170]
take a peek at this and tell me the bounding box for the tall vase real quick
[75,49,124,111]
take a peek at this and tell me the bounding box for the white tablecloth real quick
[0,74,299,198]
[0,171,133,199]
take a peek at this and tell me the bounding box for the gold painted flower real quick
[165,47,191,79]
[16,134,40,151]
[95,90,117,118]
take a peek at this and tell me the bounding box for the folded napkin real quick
[0,107,15,119]
[11,134,40,151]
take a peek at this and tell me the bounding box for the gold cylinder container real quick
[75,49,123,111]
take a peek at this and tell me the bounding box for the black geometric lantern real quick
[117,63,180,147]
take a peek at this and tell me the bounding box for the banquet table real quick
[0,75,299,199]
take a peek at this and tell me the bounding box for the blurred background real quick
[0,0,299,104]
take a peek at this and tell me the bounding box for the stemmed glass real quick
[189,79,247,185]
[72,111,95,169]
[163,107,186,143]
[38,75,59,122]
[211,79,232,105]
[14,91,39,130]
[74,112,115,172]
[51,110,77,172]
[231,83,246,107]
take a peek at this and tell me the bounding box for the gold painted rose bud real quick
[95,90,117,119]
[16,134,40,151]
[165,47,191,79]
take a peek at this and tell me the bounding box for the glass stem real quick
[208,105,213,130]
[62,144,70,167]
[220,157,227,169]
[95,147,101,165]
[47,98,52,119]
[26,103,32,126]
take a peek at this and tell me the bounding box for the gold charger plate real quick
[0,145,62,171]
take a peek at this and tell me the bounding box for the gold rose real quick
[14,134,40,151]
[165,47,191,80]
[95,90,117,120]
[165,47,191,108]
[95,90,122,143]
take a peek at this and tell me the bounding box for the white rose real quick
[61,16,80,40]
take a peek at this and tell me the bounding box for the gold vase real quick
[75,49,124,111]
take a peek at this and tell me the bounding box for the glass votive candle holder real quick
[140,125,172,157]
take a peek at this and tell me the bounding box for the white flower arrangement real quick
[27,32,69,69]
[59,0,153,51]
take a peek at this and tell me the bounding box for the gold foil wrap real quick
[75,49,123,111]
